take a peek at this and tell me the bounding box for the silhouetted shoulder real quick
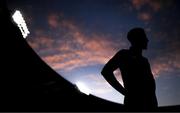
[115,49,130,58]
[116,49,129,55]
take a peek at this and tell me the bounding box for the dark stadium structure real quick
[1,0,180,111]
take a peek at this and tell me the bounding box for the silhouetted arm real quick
[101,51,126,96]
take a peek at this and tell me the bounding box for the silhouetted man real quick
[101,28,158,111]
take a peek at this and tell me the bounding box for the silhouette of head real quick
[127,28,149,50]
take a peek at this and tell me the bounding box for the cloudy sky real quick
[8,0,180,106]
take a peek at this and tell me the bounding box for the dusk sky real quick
[7,0,180,106]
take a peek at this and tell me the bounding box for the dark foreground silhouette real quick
[102,28,158,111]
[1,0,180,111]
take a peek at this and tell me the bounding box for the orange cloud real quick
[131,0,162,23]
[151,52,180,77]
[152,61,173,77]
[138,12,152,22]
[149,1,161,12]
[131,0,161,11]
[26,13,124,74]
[34,14,127,72]
[43,54,65,63]
[28,41,39,49]
[48,14,59,28]
[132,0,147,10]
[28,36,54,52]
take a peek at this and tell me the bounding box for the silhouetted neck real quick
[129,46,142,57]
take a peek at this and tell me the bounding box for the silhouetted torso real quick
[116,48,157,110]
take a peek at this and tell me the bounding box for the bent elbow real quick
[101,67,110,77]
[101,68,105,76]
